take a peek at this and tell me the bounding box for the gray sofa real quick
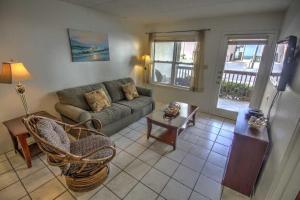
[55,77,154,136]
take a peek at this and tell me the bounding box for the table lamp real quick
[0,61,32,116]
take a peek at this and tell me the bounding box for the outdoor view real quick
[217,42,266,111]
[153,41,196,87]
[152,39,282,112]
[270,42,288,86]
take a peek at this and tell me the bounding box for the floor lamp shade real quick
[0,62,31,115]
[0,62,31,84]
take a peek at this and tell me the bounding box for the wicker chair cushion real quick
[65,135,114,176]
[70,135,113,158]
[37,119,70,152]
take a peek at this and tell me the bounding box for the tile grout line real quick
[136,119,222,199]
[104,116,233,200]
[89,123,162,200]
[187,150,215,200]
[93,153,156,199]
[187,118,227,200]
[156,148,192,199]
[57,126,138,200]
[13,158,48,180]
[119,152,168,200]
[159,119,224,200]
[0,116,235,200]
[9,154,67,199]
[109,128,167,199]
[0,161,14,176]
[53,191,70,200]
[108,121,189,200]
[91,117,229,199]
[186,117,223,200]
[129,118,230,200]
[4,152,32,200]
[42,154,85,200]
[37,155,72,199]
[55,178,78,200]
[180,124,231,163]
[59,124,147,200]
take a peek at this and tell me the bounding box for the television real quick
[270,35,297,91]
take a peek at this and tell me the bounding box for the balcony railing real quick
[175,66,193,87]
[220,69,281,101]
[158,66,281,99]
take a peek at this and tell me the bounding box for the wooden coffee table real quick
[146,102,199,150]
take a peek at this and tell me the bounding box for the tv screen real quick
[270,36,297,91]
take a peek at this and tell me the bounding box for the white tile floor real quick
[217,98,249,112]
[0,112,250,200]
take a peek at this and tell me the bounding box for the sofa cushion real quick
[90,103,131,126]
[57,83,110,111]
[104,77,134,103]
[117,96,153,113]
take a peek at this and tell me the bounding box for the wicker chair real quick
[23,115,116,192]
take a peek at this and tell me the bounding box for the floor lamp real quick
[0,62,32,116]
[141,55,151,86]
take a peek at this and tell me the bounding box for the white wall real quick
[143,12,284,114]
[0,0,143,153]
[255,0,300,199]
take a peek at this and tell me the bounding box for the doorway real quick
[212,34,275,119]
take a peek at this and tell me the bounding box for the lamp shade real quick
[142,55,151,64]
[0,62,31,84]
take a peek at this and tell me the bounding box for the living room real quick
[0,0,299,199]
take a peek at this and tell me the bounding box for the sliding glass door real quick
[211,34,276,119]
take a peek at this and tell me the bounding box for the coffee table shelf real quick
[146,102,199,150]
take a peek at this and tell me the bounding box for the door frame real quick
[209,31,278,120]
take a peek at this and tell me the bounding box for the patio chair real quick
[155,69,163,82]
[23,115,116,192]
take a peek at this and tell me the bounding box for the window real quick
[152,41,197,88]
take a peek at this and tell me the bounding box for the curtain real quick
[145,33,154,84]
[192,31,206,92]
[152,32,196,41]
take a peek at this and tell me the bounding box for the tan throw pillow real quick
[122,82,139,100]
[84,89,111,112]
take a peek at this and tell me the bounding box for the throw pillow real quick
[84,88,111,112]
[122,82,139,100]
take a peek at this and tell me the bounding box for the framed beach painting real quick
[68,29,110,62]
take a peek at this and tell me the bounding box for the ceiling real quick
[60,0,292,24]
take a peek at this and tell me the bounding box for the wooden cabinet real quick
[222,109,269,197]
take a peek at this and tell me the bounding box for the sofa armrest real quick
[55,103,91,123]
[136,86,152,97]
